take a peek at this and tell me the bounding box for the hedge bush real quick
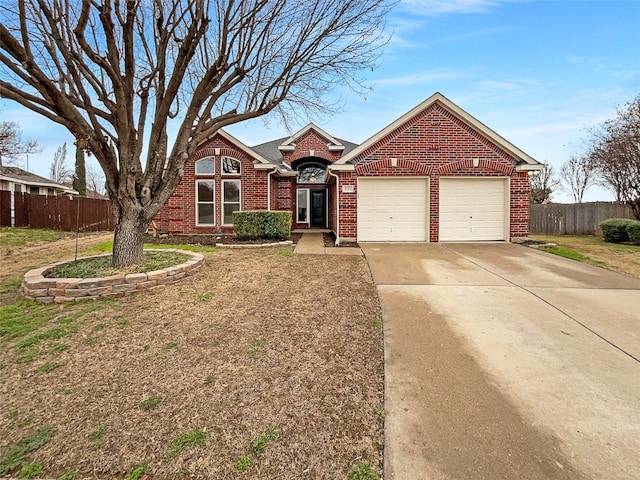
[600,218,636,243]
[233,211,292,240]
[626,221,640,245]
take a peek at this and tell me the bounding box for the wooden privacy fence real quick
[530,201,636,235]
[0,191,113,231]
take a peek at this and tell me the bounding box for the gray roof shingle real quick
[251,137,360,166]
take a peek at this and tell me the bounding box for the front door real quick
[310,189,327,228]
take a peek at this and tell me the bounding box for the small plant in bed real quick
[44,251,191,278]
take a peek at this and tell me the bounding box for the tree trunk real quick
[112,207,147,268]
[630,199,640,220]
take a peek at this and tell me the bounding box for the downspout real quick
[267,167,278,211]
[327,168,340,246]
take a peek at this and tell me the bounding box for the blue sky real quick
[3,0,640,202]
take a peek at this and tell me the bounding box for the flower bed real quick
[21,249,204,304]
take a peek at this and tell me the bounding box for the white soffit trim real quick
[516,163,545,172]
[253,163,278,170]
[334,92,540,167]
[328,164,355,171]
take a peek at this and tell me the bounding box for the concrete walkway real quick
[362,242,640,480]
[293,232,362,256]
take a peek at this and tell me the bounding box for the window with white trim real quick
[297,189,309,223]
[196,180,215,225]
[222,156,241,175]
[195,157,215,175]
[222,180,241,225]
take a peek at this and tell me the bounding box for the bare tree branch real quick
[0,120,41,167]
[0,0,393,266]
[588,96,640,219]
[530,163,560,204]
[49,142,72,183]
[559,155,598,203]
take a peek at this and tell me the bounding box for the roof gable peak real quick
[204,129,271,164]
[278,123,345,152]
[333,92,540,168]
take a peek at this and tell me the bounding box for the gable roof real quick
[277,123,346,151]
[214,129,272,165]
[333,92,542,171]
[251,126,359,167]
[0,165,78,194]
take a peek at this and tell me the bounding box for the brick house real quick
[155,92,542,243]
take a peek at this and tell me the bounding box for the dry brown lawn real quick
[0,232,383,479]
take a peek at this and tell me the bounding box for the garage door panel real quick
[439,178,507,241]
[357,178,428,242]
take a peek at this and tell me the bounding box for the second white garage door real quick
[357,178,428,241]
[439,178,508,241]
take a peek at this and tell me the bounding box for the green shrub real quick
[600,218,634,243]
[233,211,292,240]
[626,221,640,245]
[348,461,380,480]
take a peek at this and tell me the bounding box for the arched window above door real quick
[297,163,326,183]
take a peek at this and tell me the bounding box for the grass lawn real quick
[531,235,640,279]
[0,229,384,479]
[0,227,72,247]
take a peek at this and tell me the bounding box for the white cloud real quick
[374,70,469,86]
[398,0,518,16]
[478,78,539,93]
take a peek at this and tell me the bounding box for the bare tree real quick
[0,0,391,266]
[0,120,41,168]
[559,155,598,203]
[86,164,106,196]
[49,142,71,183]
[588,96,640,219]
[530,163,560,204]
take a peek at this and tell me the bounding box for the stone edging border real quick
[21,249,204,304]
[214,240,293,248]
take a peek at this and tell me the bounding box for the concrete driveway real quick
[361,243,640,480]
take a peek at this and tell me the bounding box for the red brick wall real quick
[282,129,343,167]
[155,134,270,234]
[274,177,293,212]
[337,102,530,241]
[510,172,531,238]
[336,172,357,239]
[157,103,533,240]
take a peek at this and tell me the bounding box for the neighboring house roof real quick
[85,189,108,200]
[0,165,78,194]
[62,182,108,199]
[251,123,359,167]
[333,92,543,171]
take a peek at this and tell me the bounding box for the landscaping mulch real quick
[0,235,384,479]
[144,233,303,246]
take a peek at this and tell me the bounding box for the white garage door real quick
[357,178,428,241]
[439,178,507,241]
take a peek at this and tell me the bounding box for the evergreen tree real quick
[73,146,86,196]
